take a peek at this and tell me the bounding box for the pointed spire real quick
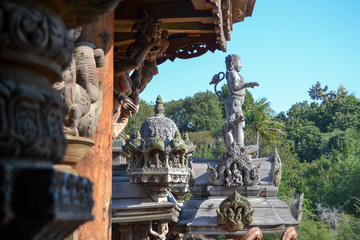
[184,133,189,141]
[154,95,165,117]
[174,130,181,140]
[134,131,141,139]
[154,129,160,138]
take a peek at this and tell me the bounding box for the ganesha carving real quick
[54,41,105,138]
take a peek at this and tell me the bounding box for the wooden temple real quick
[0,0,300,239]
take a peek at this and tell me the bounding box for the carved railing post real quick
[0,0,118,238]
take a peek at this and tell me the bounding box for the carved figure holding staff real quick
[211,54,259,150]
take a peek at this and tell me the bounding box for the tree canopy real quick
[122,82,360,239]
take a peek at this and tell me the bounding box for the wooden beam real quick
[114,39,134,47]
[112,213,178,223]
[115,0,212,19]
[115,22,215,34]
[191,0,212,10]
[75,11,114,240]
[115,17,215,25]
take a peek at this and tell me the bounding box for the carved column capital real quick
[0,1,74,80]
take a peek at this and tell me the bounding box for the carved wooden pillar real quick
[74,11,114,240]
[0,1,90,239]
[0,0,118,239]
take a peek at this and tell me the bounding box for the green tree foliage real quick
[165,91,224,133]
[245,98,284,157]
[308,81,336,101]
[187,131,226,159]
[275,84,360,238]
[122,83,360,239]
[123,100,154,136]
[322,94,360,131]
[284,83,360,162]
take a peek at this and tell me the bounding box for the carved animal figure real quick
[281,227,298,240]
[55,42,105,138]
[241,227,263,240]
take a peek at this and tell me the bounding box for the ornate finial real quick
[154,129,160,138]
[184,133,189,141]
[147,129,165,151]
[174,131,181,139]
[169,131,186,152]
[184,132,196,154]
[134,131,141,139]
[154,95,165,117]
[129,131,145,151]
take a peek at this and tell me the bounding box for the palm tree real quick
[246,98,284,158]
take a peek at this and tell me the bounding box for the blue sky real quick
[140,0,360,114]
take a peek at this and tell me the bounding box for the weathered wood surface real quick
[74,11,114,240]
[190,156,278,198]
[112,198,179,223]
[176,197,300,236]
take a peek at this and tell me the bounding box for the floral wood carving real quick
[0,1,73,78]
[0,80,67,162]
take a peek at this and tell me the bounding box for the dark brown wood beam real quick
[115,22,215,33]
[115,0,212,19]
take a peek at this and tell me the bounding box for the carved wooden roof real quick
[114,0,256,63]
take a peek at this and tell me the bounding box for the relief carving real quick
[149,220,169,240]
[0,0,120,238]
[0,1,73,78]
[54,37,105,138]
[217,191,254,231]
[208,143,261,186]
[113,11,169,139]
[0,80,67,162]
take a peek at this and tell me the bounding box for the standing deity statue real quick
[208,55,262,187]
[210,54,259,150]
